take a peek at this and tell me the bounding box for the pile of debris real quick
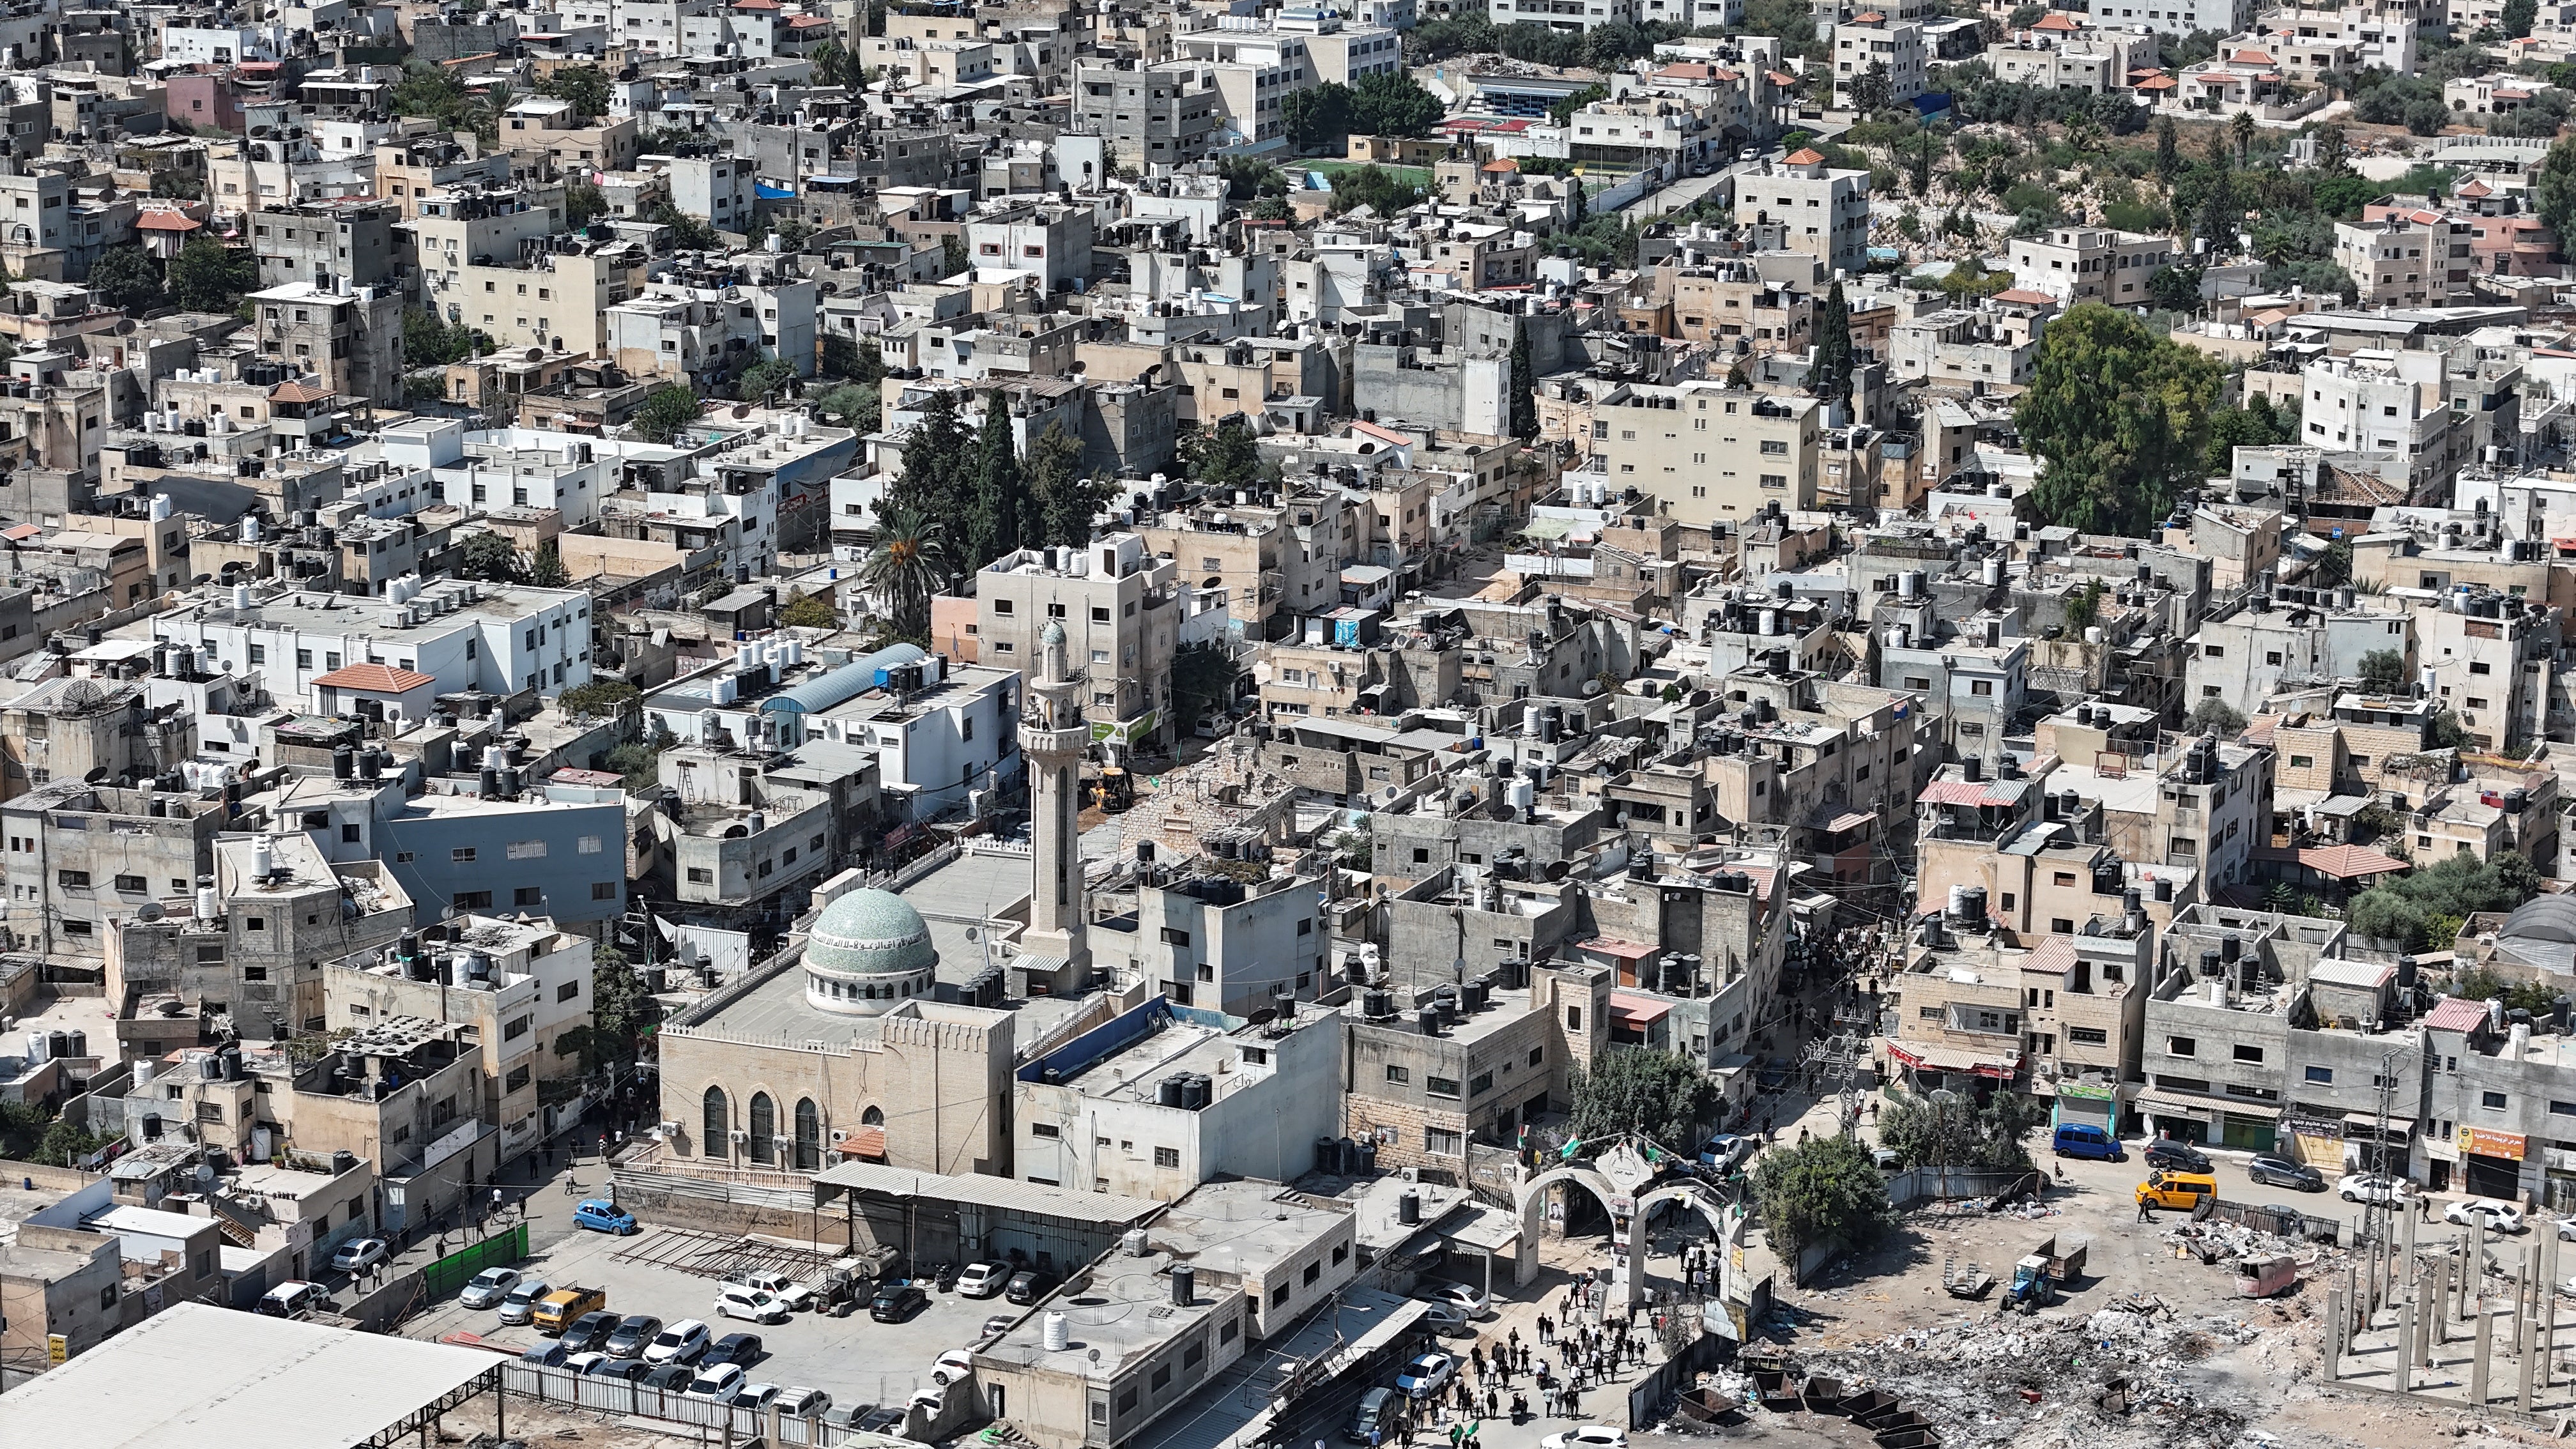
[2162,1220,2336,1266]
[1733,1302,2273,1449]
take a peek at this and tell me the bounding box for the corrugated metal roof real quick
[762,643,925,716]
[0,1300,494,1449]
[813,1162,1165,1224]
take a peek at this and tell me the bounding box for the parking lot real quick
[402,1215,1028,1411]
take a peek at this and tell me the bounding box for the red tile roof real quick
[1991,287,2056,305]
[313,663,437,694]
[1783,147,1824,164]
[268,379,334,404]
[2255,843,2409,879]
[1918,779,2021,808]
[2424,995,2493,1033]
[135,210,203,231]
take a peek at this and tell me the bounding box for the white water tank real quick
[1043,1312,1070,1351]
[737,642,761,670]
[250,836,273,878]
[195,885,219,919]
[150,493,172,521]
[714,675,739,705]
[231,583,253,611]
[1982,556,2002,587]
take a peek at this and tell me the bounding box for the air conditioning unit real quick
[772,1135,792,1151]
[1400,1166,1420,1183]
[730,1130,750,1144]
[830,1128,851,1144]
[660,1121,680,1135]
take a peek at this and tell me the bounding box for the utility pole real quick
[2366,1046,2398,1314]
[1801,1027,1867,1138]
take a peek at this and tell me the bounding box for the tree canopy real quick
[1751,1135,1896,1267]
[2349,853,2543,950]
[631,386,703,445]
[1567,1049,1719,1151]
[2016,304,2223,535]
[88,246,164,314]
[168,238,259,315]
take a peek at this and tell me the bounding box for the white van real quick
[257,1281,328,1319]
[714,1285,788,1324]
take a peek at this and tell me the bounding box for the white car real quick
[715,1285,789,1324]
[459,1268,521,1310]
[645,1319,713,1365]
[1395,1352,1457,1398]
[1420,1284,1490,1319]
[496,1277,552,1325]
[2446,1198,2527,1232]
[2551,1216,2576,1243]
[956,1262,1010,1299]
[1543,1429,1629,1449]
[2336,1173,2414,1206]
[563,1353,611,1376]
[930,1349,976,1386]
[774,1387,831,1418]
[735,1383,786,1413]
[331,1238,390,1274]
[724,1271,815,1312]
[686,1363,748,1402]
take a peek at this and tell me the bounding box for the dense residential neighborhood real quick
[12,1,2576,1448]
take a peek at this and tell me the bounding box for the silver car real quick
[496,1277,552,1325]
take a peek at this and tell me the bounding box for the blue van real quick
[572,1198,639,1236]
[2051,1123,2126,1162]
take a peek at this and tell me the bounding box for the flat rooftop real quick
[0,1300,495,1449]
[979,1234,1237,1379]
[1151,1179,1348,1278]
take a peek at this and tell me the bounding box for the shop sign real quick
[2457,1126,2529,1161]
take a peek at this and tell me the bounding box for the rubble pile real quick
[1778,1305,2273,1449]
[2162,1220,2338,1266]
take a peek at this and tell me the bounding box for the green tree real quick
[2314,124,2352,176]
[2507,0,2538,36]
[2358,647,2408,694]
[538,63,612,117]
[2539,135,2576,252]
[404,306,488,366]
[779,588,839,629]
[391,63,476,133]
[1350,70,1444,135]
[1169,641,1243,735]
[2231,109,2257,165]
[590,945,661,1070]
[2349,853,2543,949]
[2155,114,2179,180]
[816,382,879,429]
[643,200,721,252]
[456,531,530,584]
[558,680,641,717]
[1284,82,1356,151]
[88,245,164,314]
[1190,414,1264,491]
[565,181,608,229]
[2315,537,2354,588]
[167,236,258,314]
[808,38,861,88]
[887,387,974,544]
[2147,263,2204,312]
[2016,305,2222,535]
[2454,961,2559,1014]
[2062,576,2108,631]
[821,334,882,382]
[1751,1135,1896,1268]
[604,740,663,793]
[1850,59,1892,117]
[1567,1049,1720,1150]
[1027,421,1108,549]
[861,504,952,642]
[1813,279,1853,405]
[530,543,571,588]
[736,355,797,402]
[942,234,971,276]
[471,82,519,146]
[1508,318,1538,441]
[1878,1089,2053,1170]
[34,1117,101,1168]
[2186,697,2248,735]
[967,390,1024,569]
[1331,164,1424,215]
[630,385,702,444]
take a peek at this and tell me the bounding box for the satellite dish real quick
[138,901,165,923]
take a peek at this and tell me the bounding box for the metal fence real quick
[423,1223,531,1299]
[502,1362,852,1446]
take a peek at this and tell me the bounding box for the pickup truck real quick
[725,1271,815,1312]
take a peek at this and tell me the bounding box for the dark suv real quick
[2144,1138,2212,1174]
[562,1310,622,1354]
[1005,1270,1058,1306]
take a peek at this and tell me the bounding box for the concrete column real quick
[2542,1230,2558,1392]
[2520,1249,2534,1359]
[2393,1291,2413,1390]
[2473,1293,2492,1406]
[2524,1281,2540,1413]
[1620,1207,1648,1319]
[1517,1188,1544,1289]
[2417,1281,2435,1368]
[2323,1280,2344,1381]
[2471,1220,2488,1320]
[2405,1205,2419,1288]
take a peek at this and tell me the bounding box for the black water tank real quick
[1399,1190,1421,1226]
[1317,1136,1342,1174]
[331,1149,358,1176]
[2199,948,2221,977]
[1364,989,1392,1017]
[1172,1264,1195,1305]
[1358,1138,1379,1175]
[1416,1008,1440,1035]
[1181,1075,1211,1110]
[1337,1136,1357,1172]
[1157,1075,1185,1107]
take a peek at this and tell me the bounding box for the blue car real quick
[573,1198,638,1236]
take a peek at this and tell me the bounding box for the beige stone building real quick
[1590,379,1819,528]
[655,887,1017,1176]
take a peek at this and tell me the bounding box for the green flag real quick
[1561,1138,1582,1162]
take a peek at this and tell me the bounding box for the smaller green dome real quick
[808,889,937,979]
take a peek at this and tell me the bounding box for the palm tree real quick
[2230,109,2256,166]
[473,82,520,146]
[861,505,951,643]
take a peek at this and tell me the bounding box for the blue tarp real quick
[755,182,796,199]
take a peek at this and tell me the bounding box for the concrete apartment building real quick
[1012,997,1344,1196]
[2296,349,2469,502]
[448,238,650,359]
[1485,0,1639,31]
[1,783,231,960]
[1072,61,1223,167]
[2060,0,2256,34]
[1888,901,2153,1123]
[1588,380,1818,528]
[1088,866,1330,1015]
[1832,10,1926,112]
[2417,585,2559,753]
[247,280,404,408]
[2184,594,2412,718]
[2334,209,2473,308]
[1879,616,2028,770]
[1734,149,1870,276]
[965,534,1181,751]
[1342,959,1611,1174]
[2005,226,2176,308]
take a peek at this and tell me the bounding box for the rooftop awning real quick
[1608,990,1675,1029]
[1884,1041,2019,1078]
